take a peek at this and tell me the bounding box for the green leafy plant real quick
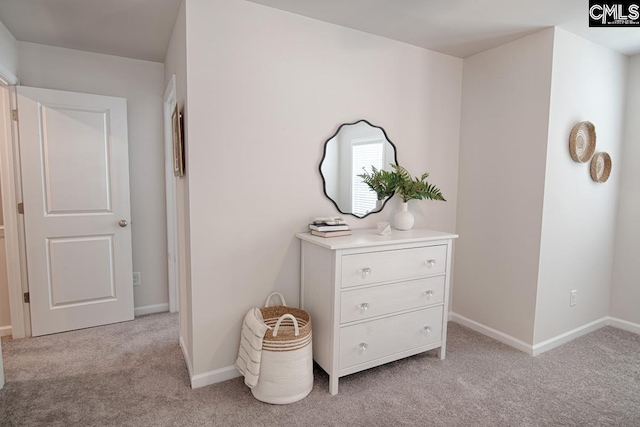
[391,164,446,203]
[357,166,400,201]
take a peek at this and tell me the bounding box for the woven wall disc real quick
[590,152,611,183]
[569,121,596,163]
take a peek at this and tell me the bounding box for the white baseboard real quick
[608,317,640,335]
[450,312,533,355]
[450,313,614,356]
[134,303,169,317]
[178,337,240,389]
[532,317,608,356]
[176,315,637,390]
[191,365,241,389]
[179,336,193,381]
[0,325,11,337]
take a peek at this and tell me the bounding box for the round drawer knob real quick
[360,267,371,278]
[359,302,370,313]
[357,342,369,351]
[424,290,434,298]
[422,326,432,334]
[425,259,436,268]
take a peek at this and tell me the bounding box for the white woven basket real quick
[251,292,313,404]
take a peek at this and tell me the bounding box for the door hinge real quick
[17,202,24,214]
[11,109,18,121]
[23,292,30,303]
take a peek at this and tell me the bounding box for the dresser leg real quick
[437,345,446,360]
[329,376,339,395]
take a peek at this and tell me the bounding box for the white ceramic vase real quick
[394,202,414,230]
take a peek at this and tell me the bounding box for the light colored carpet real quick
[1,313,639,426]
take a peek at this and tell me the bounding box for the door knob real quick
[119,219,128,227]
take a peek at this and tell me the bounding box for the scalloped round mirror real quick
[319,120,398,218]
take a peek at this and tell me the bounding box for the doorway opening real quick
[0,69,29,340]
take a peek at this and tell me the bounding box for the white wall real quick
[453,29,554,344]
[534,29,628,344]
[18,42,169,312]
[164,0,193,369]
[611,54,640,327]
[185,0,462,377]
[0,19,17,78]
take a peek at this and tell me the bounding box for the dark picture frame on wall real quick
[172,103,185,177]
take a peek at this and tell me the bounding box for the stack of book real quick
[308,217,351,238]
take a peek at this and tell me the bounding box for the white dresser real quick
[296,228,457,395]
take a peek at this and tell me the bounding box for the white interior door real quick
[16,86,134,337]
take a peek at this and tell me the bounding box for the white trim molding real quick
[608,317,640,335]
[134,303,169,317]
[178,337,240,389]
[180,336,194,382]
[0,325,12,337]
[531,317,608,356]
[450,313,614,356]
[450,312,533,354]
[0,63,18,86]
[163,75,179,314]
[0,336,3,389]
[0,85,28,338]
[190,365,241,389]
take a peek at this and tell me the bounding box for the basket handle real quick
[272,314,299,337]
[264,292,287,307]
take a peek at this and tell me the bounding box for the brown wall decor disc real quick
[569,121,596,163]
[590,152,611,183]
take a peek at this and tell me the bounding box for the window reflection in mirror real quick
[320,120,398,218]
[352,138,385,216]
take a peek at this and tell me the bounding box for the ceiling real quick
[0,0,182,63]
[247,0,640,58]
[0,0,638,63]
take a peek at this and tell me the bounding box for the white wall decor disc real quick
[590,152,611,183]
[569,121,596,163]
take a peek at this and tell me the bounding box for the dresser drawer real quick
[341,245,447,288]
[340,276,445,324]
[339,306,443,369]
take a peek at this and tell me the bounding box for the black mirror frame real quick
[319,119,399,219]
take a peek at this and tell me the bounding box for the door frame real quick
[163,75,179,313]
[0,67,31,338]
[4,75,178,337]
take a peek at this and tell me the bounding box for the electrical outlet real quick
[570,289,577,307]
[133,272,141,286]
